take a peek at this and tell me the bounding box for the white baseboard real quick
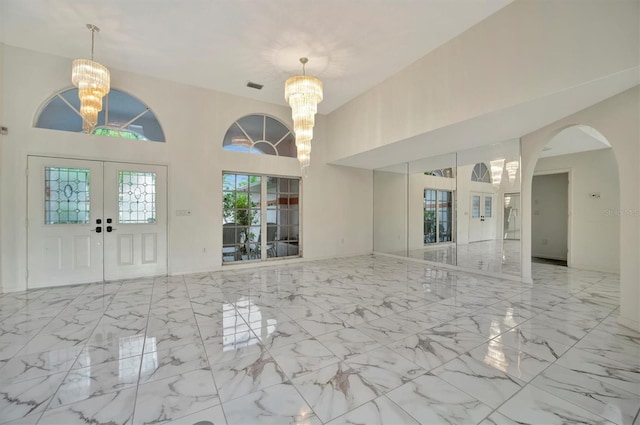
[169,251,374,276]
[569,263,620,274]
[617,315,640,333]
[373,251,524,283]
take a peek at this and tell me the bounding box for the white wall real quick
[327,0,638,163]
[373,170,407,253]
[0,42,4,292]
[0,45,373,292]
[531,173,569,261]
[301,119,373,260]
[521,87,639,331]
[534,149,620,272]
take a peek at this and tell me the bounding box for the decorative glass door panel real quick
[472,195,481,218]
[28,156,167,288]
[45,167,91,224]
[28,157,104,287]
[118,171,157,224]
[103,163,167,280]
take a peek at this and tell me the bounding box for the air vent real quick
[246,81,264,90]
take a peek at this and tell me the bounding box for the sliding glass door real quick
[222,173,300,263]
[424,189,454,244]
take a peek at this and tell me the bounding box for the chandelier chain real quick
[86,24,100,60]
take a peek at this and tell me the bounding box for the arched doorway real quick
[531,125,619,273]
[519,88,639,332]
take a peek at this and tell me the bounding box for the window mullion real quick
[435,191,440,243]
[260,177,267,260]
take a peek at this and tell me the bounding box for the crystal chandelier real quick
[505,161,519,183]
[285,58,323,176]
[231,137,252,148]
[490,159,505,188]
[72,24,110,133]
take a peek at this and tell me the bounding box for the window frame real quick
[34,87,166,142]
[471,163,491,183]
[222,171,301,264]
[222,114,296,158]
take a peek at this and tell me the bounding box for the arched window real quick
[35,88,166,142]
[424,168,454,178]
[471,163,491,183]
[222,114,295,157]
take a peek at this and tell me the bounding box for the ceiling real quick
[540,125,611,159]
[374,125,614,174]
[0,0,514,114]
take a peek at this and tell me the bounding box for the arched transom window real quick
[471,163,491,183]
[35,88,166,142]
[424,168,454,178]
[223,114,295,157]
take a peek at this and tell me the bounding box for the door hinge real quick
[0,126,8,135]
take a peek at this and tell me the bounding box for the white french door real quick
[469,192,495,242]
[27,156,167,288]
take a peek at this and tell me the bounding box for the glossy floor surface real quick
[389,239,522,276]
[0,255,638,424]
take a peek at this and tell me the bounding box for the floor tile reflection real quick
[0,255,636,424]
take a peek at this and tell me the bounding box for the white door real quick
[103,162,167,281]
[27,157,104,287]
[27,156,167,288]
[469,192,495,242]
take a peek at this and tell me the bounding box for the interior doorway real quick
[531,172,568,265]
[503,193,520,240]
[529,125,622,274]
[27,156,168,288]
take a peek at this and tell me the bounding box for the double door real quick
[469,192,495,242]
[27,156,167,288]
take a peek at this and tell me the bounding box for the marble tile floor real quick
[0,255,638,425]
[391,239,522,277]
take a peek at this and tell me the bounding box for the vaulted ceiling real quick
[0,0,513,114]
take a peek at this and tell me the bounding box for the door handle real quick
[90,227,102,233]
[106,226,116,232]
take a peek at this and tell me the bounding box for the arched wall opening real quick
[531,125,619,273]
[520,87,640,331]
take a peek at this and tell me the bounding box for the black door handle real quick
[91,227,102,233]
[106,226,116,232]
